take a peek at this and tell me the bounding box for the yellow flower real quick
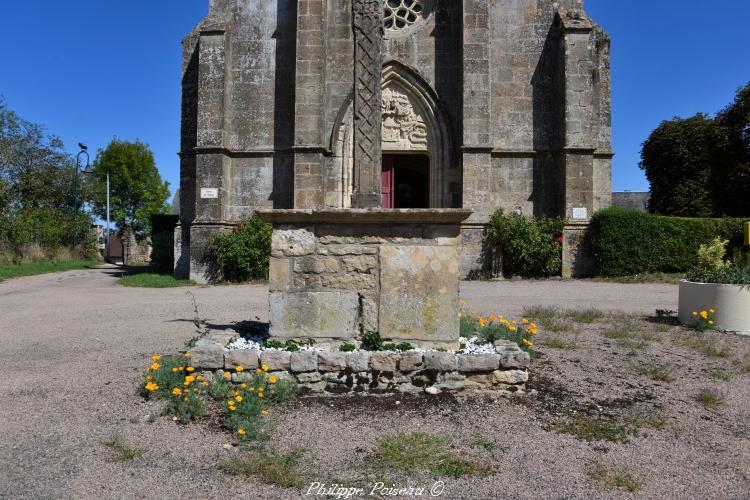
[258,393,265,399]
[708,320,714,326]
[528,324,538,335]
[261,364,270,372]
[152,355,161,362]
[186,366,195,373]
[479,317,487,328]
[709,308,715,314]
[172,367,178,373]
[522,339,534,347]
[184,352,192,358]
[183,397,188,402]
[228,406,236,412]
[248,387,255,392]
[144,382,159,392]
[268,375,278,384]
[223,372,231,380]
[522,318,529,324]
[202,381,209,387]
[235,365,244,372]
[261,409,269,417]
[145,374,152,381]
[700,311,708,319]
[149,363,160,371]
[235,395,243,402]
[196,375,203,381]
[172,387,182,396]
[183,375,195,386]
[237,428,246,436]
[692,311,698,317]
[240,383,247,388]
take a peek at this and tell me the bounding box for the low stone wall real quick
[188,330,530,395]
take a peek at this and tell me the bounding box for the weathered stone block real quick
[269,291,359,340]
[272,228,315,257]
[398,352,424,372]
[347,351,370,372]
[318,351,347,372]
[225,350,260,370]
[491,369,529,385]
[379,246,460,342]
[293,256,339,274]
[326,245,378,256]
[457,354,500,372]
[424,352,458,371]
[297,371,322,383]
[341,256,377,273]
[188,344,224,369]
[290,351,318,372]
[269,258,291,292]
[498,351,531,369]
[260,351,291,371]
[370,352,399,372]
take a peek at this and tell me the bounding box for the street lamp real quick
[72,143,90,250]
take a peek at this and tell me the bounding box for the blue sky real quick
[1,0,749,199]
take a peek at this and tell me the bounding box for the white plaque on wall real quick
[200,188,219,199]
[572,207,588,220]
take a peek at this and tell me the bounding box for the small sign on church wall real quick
[572,207,588,220]
[200,188,219,199]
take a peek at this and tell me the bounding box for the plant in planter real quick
[678,238,750,335]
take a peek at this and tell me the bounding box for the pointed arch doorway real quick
[381,153,430,208]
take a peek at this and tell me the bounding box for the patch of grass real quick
[554,417,635,444]
[675,336,730,358]
[369,433,491,479]
[710,371,730,382]
[219,449,305,488]
[590,466,641,492]
[602,328,630,340]
[101,435,145,461]
[119,273,195,288]
[0,260,96,282]
[593,272,684,284]
[522,306,575,332]
[470,434,501,452]
[636,364,674,382]
[618,339,648,350]
[744,361,750,373]
[565,308,606,324]
[696,389,724,409]
[542,337,577,350]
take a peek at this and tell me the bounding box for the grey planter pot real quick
[678,280,750,336]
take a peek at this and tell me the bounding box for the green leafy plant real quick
[262,339,299,352]
[361,331,384,351]
[339,343,357,352]
[382,342,414,352]
[695,388,724,409]
[488,210,566,278]
[210,215,272,282]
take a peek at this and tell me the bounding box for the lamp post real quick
[106,170,111,261]
[72,143,90,250]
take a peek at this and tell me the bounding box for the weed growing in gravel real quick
[710,371,730,382]
[470,434,502,452]
[101,435,145,461]
[689,308,716,331]
[369,433,491,479]
[219,449,305,488]
[617,338,648,350]
[636,364,674,382]
[185,293,211,349]
[141,354,206,423]
[565,308,606,324]
[744,361,750,373]
[675,336,730,358]
[589,466,641,492]
[542,337,577,350]
[522,306,575,332]
[696,389,724,409]
[553,417,636,444]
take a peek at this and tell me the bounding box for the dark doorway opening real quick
[381,154,430,208]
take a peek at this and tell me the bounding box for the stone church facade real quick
[175,0,612,282]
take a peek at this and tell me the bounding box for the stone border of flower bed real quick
[188,330,530,395]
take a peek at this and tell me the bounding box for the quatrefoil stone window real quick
[384,0,424,31]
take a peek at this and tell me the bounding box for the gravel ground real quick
[1,266,748,499]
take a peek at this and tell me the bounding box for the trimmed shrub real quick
[210,215,272,282]
[591,208,746,276]
[488,210,566,278]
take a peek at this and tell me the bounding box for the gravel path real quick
[1,267,747,499]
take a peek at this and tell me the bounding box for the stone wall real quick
[260,209,471,348]
[189,329,531,395]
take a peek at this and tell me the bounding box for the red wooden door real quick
[381,156,395,208]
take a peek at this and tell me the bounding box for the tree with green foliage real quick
[716,82,750,216]
[88,139,170,237]
[640,113,729,217]
[0,97,93,256]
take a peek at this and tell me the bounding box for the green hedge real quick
[488,210,566,278]
[591,208,746,276]
[210,215,272,282]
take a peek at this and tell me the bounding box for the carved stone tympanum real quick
[381,86,428,150]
